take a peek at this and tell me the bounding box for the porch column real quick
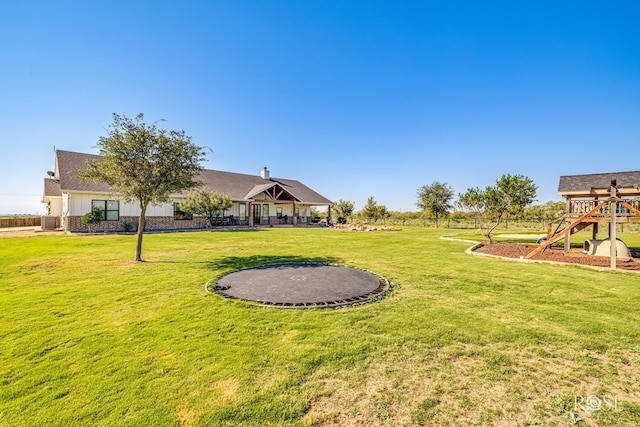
[610,182,617,269]
[248,202,254,227]
[292,200,297,225]
[564,197,571,254]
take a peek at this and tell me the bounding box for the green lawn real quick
[1,228,639,426]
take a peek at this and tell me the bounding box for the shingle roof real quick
[42,178,61,201]
[194,168,333,204]
[558,170,640,195]
[52,150,333,205]
[56,150,110,193]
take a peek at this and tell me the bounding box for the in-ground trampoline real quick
[207,263,389,308]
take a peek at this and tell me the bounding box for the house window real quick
[92,200,119,221]
[262,204,269,220]
[173,202,193,220]
[239,203,246,220]
[276,207,283,219]
[295,207,300,217]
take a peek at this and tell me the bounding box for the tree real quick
[361,197,381,223]
[377,204,390,224]
[540,201,565,219]
[416,181,454,228]
[81,205,103,233]
[179,189,233,228]
[482,174,537,242]
[457,187,486,228]
[333,199,355,224]
[80,113,205,261]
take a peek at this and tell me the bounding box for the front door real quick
[252,204,262,225]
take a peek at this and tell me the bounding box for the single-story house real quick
[42,150,333,232]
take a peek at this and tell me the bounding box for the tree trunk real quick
[135,201,148,262]
[483,213,503,244]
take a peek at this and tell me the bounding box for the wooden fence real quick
[355,217,640,232]
[0,217,41,228]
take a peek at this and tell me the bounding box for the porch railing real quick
[568,199,638,216]
[207,215,328,226]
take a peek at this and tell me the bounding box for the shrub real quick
[81,206,103,233]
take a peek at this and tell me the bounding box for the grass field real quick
[1,227,639,426]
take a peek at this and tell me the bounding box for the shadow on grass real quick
[206,255,343,272]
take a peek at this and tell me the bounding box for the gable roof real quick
[244,182,282,200]
[42,178,61,202]
[195,168,332,204]
[50,150,333,205]
[558,170,640,197]
[55,150,110,193]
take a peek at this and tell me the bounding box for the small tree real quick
[81,206,103,233]
[457,187,486,229]
[80,113,205,261]
[179,189,233,228]
[482,174,537,242]
[333,199,355,224]
[361,196,380,223]
[310,206,322,219]
[416,181,454,228]
[541,201,565,220]
[377,204,390,225]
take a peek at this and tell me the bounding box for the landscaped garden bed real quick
[473,242,640,271]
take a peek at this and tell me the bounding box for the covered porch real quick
[244,180,332,227]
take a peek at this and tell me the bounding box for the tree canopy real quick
[179,189,233,228]
[361,196,381,223]
[81,206,103,233]
[80,113,205,261]
[481,174,537,242]
[333,199,355,224]
[416,181,454,228]
[457,187,486,228]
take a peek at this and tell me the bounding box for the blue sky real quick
[1,1,639,214]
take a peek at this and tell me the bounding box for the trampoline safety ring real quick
[206,263,390,308]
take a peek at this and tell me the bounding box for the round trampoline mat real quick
[211,263,389,308]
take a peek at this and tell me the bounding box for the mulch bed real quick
[473,243,640,272]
